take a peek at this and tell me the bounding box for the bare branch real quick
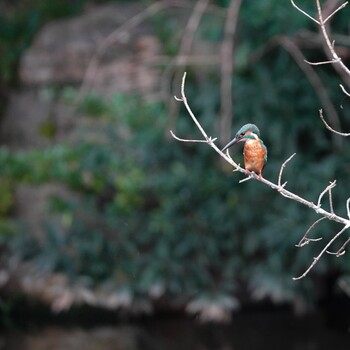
[176,72,209,142]
[347,198,350,219]
[239,176,253,184]
[315,0,350,77]
[319,109,350,136]
[293,224,350,280]
[328,185,334,214]
[170,130,215,143]
[173,71,350,279]
[292,0,350,102]
[296,217,325,247]
[290,0,320,24]
[278,153,296,187]
[323,1,348,23]
[340,84,350,97]
[304,58,340,65]
[327,236,350,256]
[173,72,242,170]
[317,180,336,208]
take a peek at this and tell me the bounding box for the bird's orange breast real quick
[243,139,266,175]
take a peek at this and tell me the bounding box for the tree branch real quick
[278,153,296,188]
[293,224,350,280]
[291,0,350,136]
[319,109,350,136]
[340,84,350,97]
[296,217,325,247]
[326,236,350,256]
[314,0,350,76]
[290,0,320,24]
[317,180,336,208]
[172,71,350,280]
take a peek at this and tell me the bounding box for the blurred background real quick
[0,0,350,349]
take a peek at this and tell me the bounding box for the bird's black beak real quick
[221,137,238,152]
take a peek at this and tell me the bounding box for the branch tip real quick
[304,58,340,66]
[319,109,350,136]
[324,1,348,24]
[278,153,296,186]
[239,176,252,183]
[346,198,350,219]
[290,0,320,24]
[340,84,350,97]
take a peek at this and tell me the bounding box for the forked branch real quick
[291,0,350,136]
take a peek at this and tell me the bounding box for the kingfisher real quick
[221,123,267,180]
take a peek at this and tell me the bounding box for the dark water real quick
[1,310,350,350]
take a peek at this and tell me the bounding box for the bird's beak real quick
[221,137,238,152]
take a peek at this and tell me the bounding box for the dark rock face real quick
[20,3,161,93]
[1,3,161,150]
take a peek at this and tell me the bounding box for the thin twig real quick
[292,0,350,95]
[173,74,242,170]
[296,217,325,247]
[174,72,209,141]
[340,84,350,97]
[315,0,350,82]
[323,1,348,23]
[328,185,334,214]
[315,0,350,75]
[319,109,350,136]
[317,180,336,208]
[304,58,340,65]
[293,224,350,280]
[170,130,216,143]
[239,176,253,183]
[290,0,320,24]
[327,236,350,256]
[278,153,296,187]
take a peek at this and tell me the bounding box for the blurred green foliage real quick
[1,0,350,310]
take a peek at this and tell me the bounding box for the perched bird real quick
[221,123,267,179]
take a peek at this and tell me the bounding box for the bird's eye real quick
[240,132,245,137]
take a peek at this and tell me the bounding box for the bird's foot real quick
[245,169,263,181]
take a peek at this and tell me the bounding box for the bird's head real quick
[221,123,260,152]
